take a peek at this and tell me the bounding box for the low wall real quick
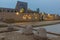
[0,12,40,21]
[0,12,59,22]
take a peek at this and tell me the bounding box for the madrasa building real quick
[0,1,27,13]
[0,1,59,22]
[0,1,41,22]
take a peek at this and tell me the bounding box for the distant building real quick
[0,1,28,13]
[15,1,28,13]
[0,8,17,12]
[0,1,60,22]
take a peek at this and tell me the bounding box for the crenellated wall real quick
[0,12,40,21]
[0,12,59,22]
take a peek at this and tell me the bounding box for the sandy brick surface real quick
[0,32,35,40]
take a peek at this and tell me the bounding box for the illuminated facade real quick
[0,1,60,22]
[15,1,27,13]
[0,1,27,13]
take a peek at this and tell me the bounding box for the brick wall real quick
[0,12,59,22]
[0,12,40,21]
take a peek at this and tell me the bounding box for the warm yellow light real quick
[23,16,26,20]
[20,8,24,13]
[28,16,31,19]
[26,15,28,16]
[34,13,36,15]
[42,12,44,15]
[34,13,38,17]
[29,15,31,16]
[48,14,50,16]
[35,17,38,19]
[16,12,19,15]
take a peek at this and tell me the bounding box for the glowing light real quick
[34,13,36,15]
[26,15,28,16]
[42,12,44,15]
[35,17,38,19]
[20,8,24,13]
[34,13,38,17]
[16,12,19,15]
[29,15,31,16]
[48,14,50,16]
[23,16,26,20]
[28,16,31,19]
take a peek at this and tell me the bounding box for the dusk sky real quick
[0,0,60,15]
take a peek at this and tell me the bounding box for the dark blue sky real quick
[0,0,60,15]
